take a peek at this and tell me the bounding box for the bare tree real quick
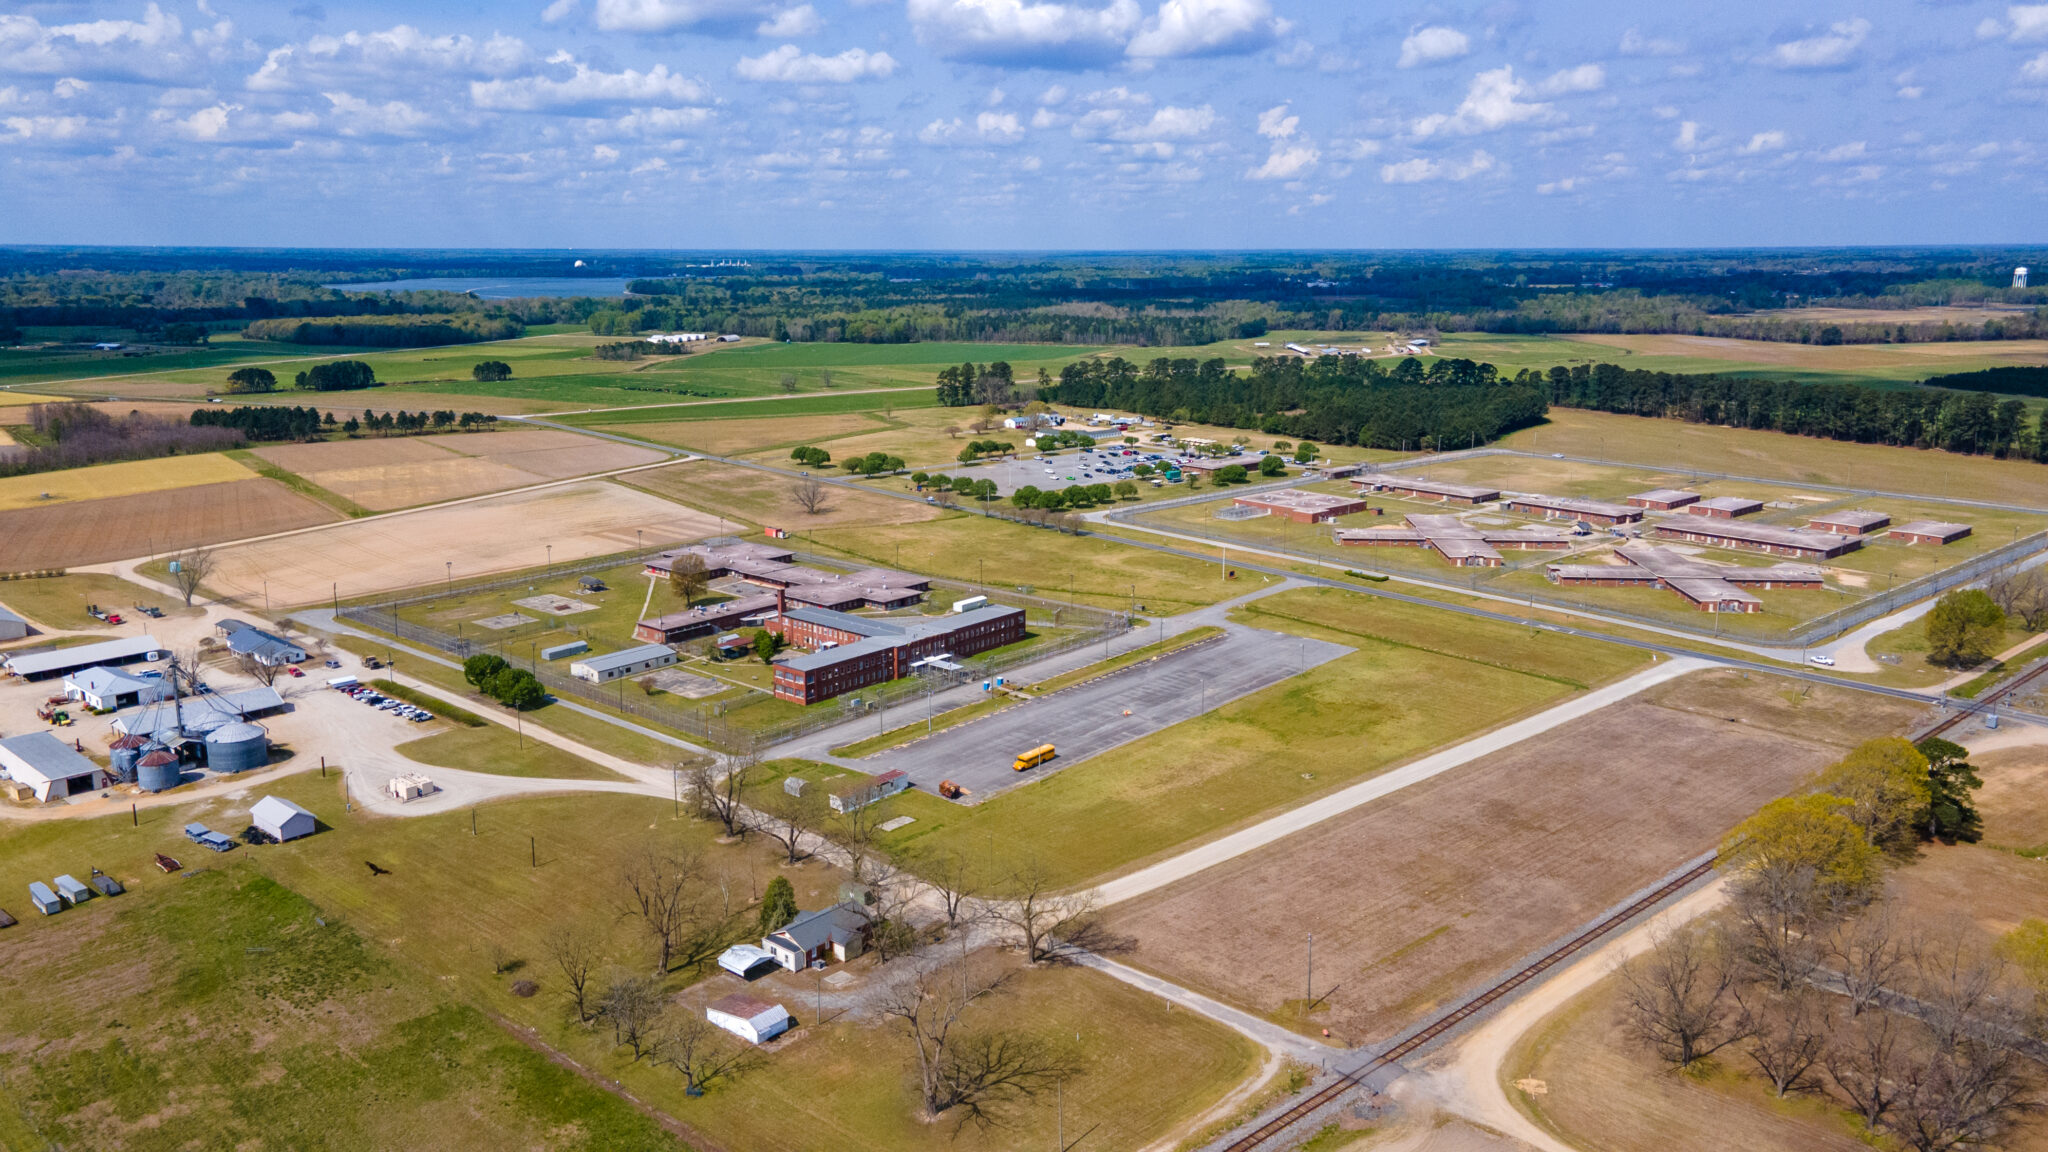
[1617,922,1746,1067]
[1889,1035,2042,1151]
[667,552,709,606]
[819,368,835,390]
[792,475,828,516]
[688,747,758,840]
[943,424,963,440]
[778,371,798,394]
[862,860,924,963]
[1831,902,1907,1018]
[982,859,1126,964]
[1985,567,2048,631]
[752,786,822,865]
[1912,925,2020,1053]
[169,546,214,606]
[619,844,705,973]
[877,949,1080,1128]
[1727,863,1830,993]
[545,924,602,1023]
[915,848,984,929]
[236,652,281,686]
[651,1003,762,1095]
[1736,986,1830,1097]
[1829,1006,1908,1130]
[829,798,890,887]
[598,970,665,1058]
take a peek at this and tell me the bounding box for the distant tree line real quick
[246,314,522,347]
[293,361,379,391]
[936,361,1016,406]
[1919,365,2048,398]
[189,405,328,441]
[1544,363,2046,460]
[1045,354,1549,450]
[0,402,241,477]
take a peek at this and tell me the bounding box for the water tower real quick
[2018,267,2031,289]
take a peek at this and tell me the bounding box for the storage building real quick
[1628,488,1700,511]
[1501,494,1643,526]
[633,593,779,644]
[0,605,26,641]
[1651,517,1860,559]
[1230,489,1370,524]
[539,640,589,661]
[830,769,910,813]
[706,994,793,1044]
[1889,520,1973,546]
[4,635,163,681]
[1351,474,1500,505]
[28,881,60,915]
[569,643,678,684]
[0,732,104,801]
[1687,496,1765,518]
[1806,510,1892,536]
[251,795,317,842]
[113,687,288,741]
[64,666,173,711]
[53,875,90,907]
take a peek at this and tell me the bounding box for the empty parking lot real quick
[869,625,1350,800]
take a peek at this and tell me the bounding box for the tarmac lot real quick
[941,441,1168,497]
[871,624,1350,800]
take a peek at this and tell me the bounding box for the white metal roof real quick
[6,635,161,677]
[0,731,100,787]
[571,643,677,673]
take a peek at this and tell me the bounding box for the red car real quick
[286,665,305,677]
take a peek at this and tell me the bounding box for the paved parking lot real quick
[937,442,1170,497]
[875,624,1350,802]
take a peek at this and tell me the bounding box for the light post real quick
[1307,932,1314,1005]
[545,544,552,575]
[446,561,452,600]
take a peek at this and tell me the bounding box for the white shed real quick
[706,993,793,1044]
[251,795,317,842]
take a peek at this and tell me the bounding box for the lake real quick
[324,276,635,299]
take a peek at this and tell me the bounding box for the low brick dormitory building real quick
[768,603,1026,705]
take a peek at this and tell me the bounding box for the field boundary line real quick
[484,1011,729,1152]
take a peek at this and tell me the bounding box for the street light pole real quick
[1307,932,1314,1004]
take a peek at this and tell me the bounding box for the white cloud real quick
[2007,5,2048,41]
[1380,149,1494,183]
[471,62,709,111]
[1619,28,1684,56]
[593,143,620,160]
[1246,101,1314,179]
[171,102,239,140]
[321,91,430,136]
[918,116,963,142]
[1536,176,1579,194]
[542,0,580,24]
[592,0,781,33]
[1412,67,1555,137]
[1741,129,1787,152]
[52,77,91,99]
[1071,95,1214,142]
[757,5,822,36]
[906,0,1141,68]
[1673,120,1701,149]
[1538,64,1604,95]
[735,44,896,82]
[1255,103,1296,139]
[1,114,91,141]
[1126,0,1288,59]
[1818,140,1867,161]
[2021,51,2048,82]
[1769,18,1870,70]
[977,109,1024,140]
[249,27,531,91]
[0,3,195,82]
[1397,26,1468,68]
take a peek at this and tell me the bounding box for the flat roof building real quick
[0,732,104,802]
[569,644,678,684]
[1652,516,1860,559]
[1687,496,1765,518]
[1179,454,1264,474]
[1628,488,1700,511]
[769,604,1026,705]
[1501,494,1643,526]
[1334,513,1576,567]
[4,635,163,681]
[634,593,781,644]
[1352,474,1500,505]
[1806,510,1892,536]
[1231,489,1369,523]
[1889,520,1973,546]
[1548,546,1824,613]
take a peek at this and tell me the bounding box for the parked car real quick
[1809,654,1836,667]
[286,666,305,678]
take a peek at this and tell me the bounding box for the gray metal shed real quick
[28,882,60,915]
[53,875,91,906]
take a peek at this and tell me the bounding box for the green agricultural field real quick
[0,334,352,388]
[816,586,1652,888]
[556,388,942,428]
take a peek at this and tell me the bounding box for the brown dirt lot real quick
[1974,744,2048,855]
[0,478,340,568]
[206,479,725,605]
[1105,677,1923,1044]
[254,430,667,510]
[623,459,943,531]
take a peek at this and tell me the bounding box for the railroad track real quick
[1917,658,2048,742]
[1218,855,1720,1152]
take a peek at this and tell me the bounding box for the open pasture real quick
[0,478,340,568]
[1103,670,1923,1043]
[207,480,725,605]
[254,428,667,510]
[624,459,944,531]
[0,451,255,511]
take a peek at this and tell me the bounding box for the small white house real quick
[763,902,871,970]
[251,795,317,842]
[65,666,173,711]
[706,994,793,1044]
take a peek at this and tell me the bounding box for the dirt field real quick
[1976,743,2048,855]
[1104,672,1923,1043]
[0,478,340,568]
[206,479,726,605]
[254,430,667,510]
[0,451,255,511]
[624,459,943,530]
[617,412,880,455]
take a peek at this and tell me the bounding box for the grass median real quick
[369,678,486,726]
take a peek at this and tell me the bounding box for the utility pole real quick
[1306,932,1314,1004]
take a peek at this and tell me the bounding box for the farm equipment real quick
[938,780,965,799]
[153,853,181,873]
[36,705,72,726]
[85,604,107,621]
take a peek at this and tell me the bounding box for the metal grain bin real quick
[203,722,268,774]
[136,748,181,793]
[109,734,148,783]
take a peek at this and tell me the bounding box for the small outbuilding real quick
[251,795,317,842]
[830,769,910,814]
[0,731,104,802]
[53,875,91,907]
[0,605,27,641]
[717,943,779,979]
[569,643,679,684]
[28,881,60,916]
[706,993,794,1044]
[388,773,438,802]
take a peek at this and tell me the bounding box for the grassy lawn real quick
[225,446,374,518]
[1497,408,2048,508]
[394,561,682,661]
[394,723,631,781]
[0,571,198,630]
[559,389,942,428]
[621,459,944,533]
[808,586,1653,888]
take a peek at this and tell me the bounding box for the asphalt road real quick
[875,625,1350,801]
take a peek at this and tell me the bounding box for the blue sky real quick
[1,0,2046,249]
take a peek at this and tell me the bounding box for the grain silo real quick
[136,748,181,792]
[203,722,269,775]
[108,734,149,783]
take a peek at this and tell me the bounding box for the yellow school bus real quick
[1012,744,1056,771]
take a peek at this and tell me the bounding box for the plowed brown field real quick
[0,478,340,568]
